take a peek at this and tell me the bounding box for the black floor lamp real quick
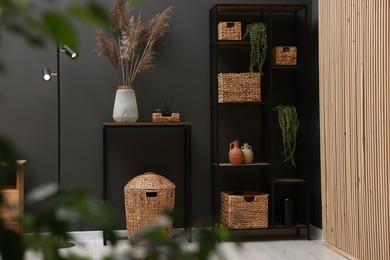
[41,43,78,248]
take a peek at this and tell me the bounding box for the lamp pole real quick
[42,44,78,249]
[56,43,62,190]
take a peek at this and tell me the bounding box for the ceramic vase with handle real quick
[241,143,254,164]
[113,86,138,123]
[229,140,244,165]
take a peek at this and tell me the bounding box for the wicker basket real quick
[124,172,176,238]
[152,113,180,123]
[220,191,268,229]
[218,73,261,103]
[272,46,297,65]
[218,22,242,40]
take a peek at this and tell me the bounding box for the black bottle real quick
[281,193,295,226]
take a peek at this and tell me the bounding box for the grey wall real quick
[0,0,319,230]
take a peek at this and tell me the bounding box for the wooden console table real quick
[102,122,192,245]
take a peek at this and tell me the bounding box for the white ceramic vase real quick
[241,143,254,164]
[113,87,139,123]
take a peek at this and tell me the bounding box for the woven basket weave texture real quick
[218,73,261,103]
[124,172,175,238]
[221,190,268,229]
[218,22,242,40]
[272,46,297,65]
[152,113,180,123]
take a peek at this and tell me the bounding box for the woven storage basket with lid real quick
[124,172,176,238]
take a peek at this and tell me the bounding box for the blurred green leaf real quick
[0,224,25,260]
[0,0,16,9]
[17,0,28,5]
[6,22,45,47]
[68,2,110,26]
[0,60,6,73]
[42,11,77,49]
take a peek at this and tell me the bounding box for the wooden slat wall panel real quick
[319,0,390,259]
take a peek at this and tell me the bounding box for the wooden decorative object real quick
[220,190,268,229]
[272,46,297,65]
[152,113,180,123]
[124,172,175,238]
[218,73,261,103]
[0,160,26,233]
[218,22,242,40]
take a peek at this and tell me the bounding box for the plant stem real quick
[117,33,125,86]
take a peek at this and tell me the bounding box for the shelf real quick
[211,5,306,13]
[210,3,311,241]
[218,222,307,230]
[272,65,303,70]
[213,162,271,167]
[103,122,192,127]
[268,178,307,184]
[269,222,308,229]
[215,40,250,46]
[211,101,269,106]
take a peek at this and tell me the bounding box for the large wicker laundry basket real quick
[124,172,176,238]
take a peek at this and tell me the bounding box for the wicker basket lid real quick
[125,172,176,190]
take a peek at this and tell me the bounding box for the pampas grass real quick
[96,0,173,88]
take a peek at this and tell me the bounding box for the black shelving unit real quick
[210,4,311,240]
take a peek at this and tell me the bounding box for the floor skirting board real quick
[310,224,322,241]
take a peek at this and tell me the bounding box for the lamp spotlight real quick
[41,68,58,82]
[61,45,78,59]
[42,68,52,81]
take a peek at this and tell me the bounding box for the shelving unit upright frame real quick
[210,3,312,240]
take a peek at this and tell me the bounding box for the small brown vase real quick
[229,140,244,165]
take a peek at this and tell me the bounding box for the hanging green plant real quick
[243,22,268,75]
[274,105,299,166]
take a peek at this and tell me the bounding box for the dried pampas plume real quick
[95,0,173,88]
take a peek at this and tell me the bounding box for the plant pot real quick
[113,87,138,123]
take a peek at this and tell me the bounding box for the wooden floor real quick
[24,233,347,260]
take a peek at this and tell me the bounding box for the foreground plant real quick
[96,0,173,88]
[0,184,230,260]
[0,0,111,72]
[0,184,119,260]
[113,215,230,260]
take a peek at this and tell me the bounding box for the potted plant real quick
[95,0,173,122]
[274,105,299,166]
[243,22,268,75]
